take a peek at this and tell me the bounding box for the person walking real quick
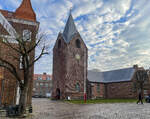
[137,91,143,104]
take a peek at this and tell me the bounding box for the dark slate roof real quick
[62,13,78,43]
[88,67,135,83]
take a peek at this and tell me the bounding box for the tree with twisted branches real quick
[135,70,149,93]
[0,29,48,116]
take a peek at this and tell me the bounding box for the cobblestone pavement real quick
[31,98,150,119]
[2,98,150,119]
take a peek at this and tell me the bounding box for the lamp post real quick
[84,49,87,103]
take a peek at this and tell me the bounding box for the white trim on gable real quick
[1,35,18,44]
[0,11,17,37]
[7,18,39,28]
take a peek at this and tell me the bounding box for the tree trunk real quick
[18,86,28,116]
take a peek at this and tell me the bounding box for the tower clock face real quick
[75,54,80,60]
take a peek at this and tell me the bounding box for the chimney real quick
[133,64,138,69]
[43,72,47,75]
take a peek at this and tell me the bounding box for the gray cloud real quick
[2,0,150,74]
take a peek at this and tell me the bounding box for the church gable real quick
[54,12,87,51]
[0,11,17,37]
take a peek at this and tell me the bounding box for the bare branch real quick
[29,45,48,68]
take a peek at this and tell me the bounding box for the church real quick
[52,13,150,100]
[0,0,39,110]
[52,13,88,100]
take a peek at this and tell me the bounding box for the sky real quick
[1,0,150,74]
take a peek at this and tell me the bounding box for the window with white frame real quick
[37,77,42,80]
[46,77,51,80]
[36,83,39,86]
[23,30,31,41]
[20,56,23,69]
[40,83,43,86]
[45,83,49,87]
[19,55,30,69]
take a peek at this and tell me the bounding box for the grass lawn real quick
[65,99,143,104]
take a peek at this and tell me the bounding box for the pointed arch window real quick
[58,39,61,48]
[75,83,80,92]
[76,39,81,48]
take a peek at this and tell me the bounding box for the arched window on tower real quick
[58,40,61,48]
[23,29,31,41]
[75,83,80,92]
[76,39,81,48]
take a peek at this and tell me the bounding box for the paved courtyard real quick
[2,98,150,119]
[31,98,150,119]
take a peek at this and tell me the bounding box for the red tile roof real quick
[15,0,36,22]
[0,9,15,18]
[0,0,36,22]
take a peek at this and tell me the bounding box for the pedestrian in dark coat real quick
[137,91,143,104]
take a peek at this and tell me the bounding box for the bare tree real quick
[0,28,48,116]
[134,70,149,93]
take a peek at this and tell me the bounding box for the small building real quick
[33,73,52,98]
[88,65,150,99]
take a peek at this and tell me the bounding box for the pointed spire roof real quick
[15,0,36,22]
[63,13,78,43]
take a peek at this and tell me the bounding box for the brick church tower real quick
[52,13,88,100]
[0,0,39,108]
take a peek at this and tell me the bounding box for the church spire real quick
[15,0,36,22]
[63,12,78,43]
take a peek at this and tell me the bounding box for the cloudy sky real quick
[1,0,150,74]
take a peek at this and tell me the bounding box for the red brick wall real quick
[51,34,67,99]
[0,21,37,107]
[90,83,105,99]
[106,81,136,99]
[89,81,137,99]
